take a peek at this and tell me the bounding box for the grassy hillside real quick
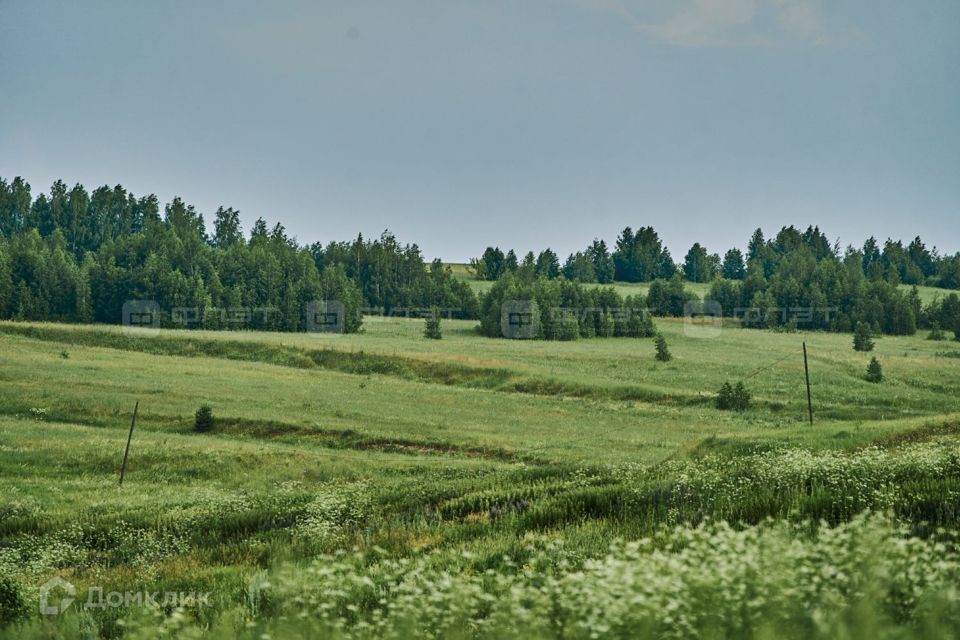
[1,319,959,638]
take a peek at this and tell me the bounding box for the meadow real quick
[1,313,959,638]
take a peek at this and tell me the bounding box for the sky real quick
[1,0,958,262]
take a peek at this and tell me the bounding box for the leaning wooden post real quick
[802,342,813,425]
[119,401,139,485]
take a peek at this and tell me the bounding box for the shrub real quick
[424,309,442,340]
[717,381,751,411]
[865,357,883,383]
[926,321,945,341]
[646,275,699,317]
[478,273,656,340]
[625,309,657,338]
[853,321,875,352]
[654,334,671,362]
[194,405,215,432]
[598,311,615,337]
[0,575,29,626]
[773,320,798,334]
[557,316,580,341]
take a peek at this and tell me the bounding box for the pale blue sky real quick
[1,1,958,261]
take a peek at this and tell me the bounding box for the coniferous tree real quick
[654,333,672,362]
[865,357,883,383]
[683,243,715,283]
[504,249,519,273]
[747,228,765,264]
[721,248,746,280]
[853,321,875,352]
[562,252,596,283]
[535,249,561,279]
[588,239,615,284]
[518,251,536,280]
[194,405,215,432]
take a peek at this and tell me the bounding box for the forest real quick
[0,177,475,332]
[1,176,959,339]
[474,225,960,288]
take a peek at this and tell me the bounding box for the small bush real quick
[853,321,875,352]
[0,575,29,626]
[194,405,215,432]
[557,317,580,341]
[927,321,946,341]
[865,357,883,383]
[773,320,798,334]
[654,334,672,362]
[598,311,615,338]
[717,381,751,411]
[424,309,442,340]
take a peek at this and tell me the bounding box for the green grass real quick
[1,317,959,638]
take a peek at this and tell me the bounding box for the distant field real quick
[2,318,959,637]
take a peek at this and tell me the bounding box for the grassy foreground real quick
[0,318,959,638]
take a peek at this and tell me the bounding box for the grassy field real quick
[1,317,959,638]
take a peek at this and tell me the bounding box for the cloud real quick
[575,0,851,48]
[642,0,765,47]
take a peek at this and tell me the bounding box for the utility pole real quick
[119,401,139,485]
[802,342,813,425]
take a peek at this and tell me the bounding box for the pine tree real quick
[853,321,875,351]
[654,333,672,361]
[194,405,215,432]
[721,248,746,280]
[504,250,518,272]
[535,249,561,279]
[865,357,883,383]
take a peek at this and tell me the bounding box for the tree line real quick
[474,225,960,288]
[2,176,958,340]
[0,177,475,332]
[478,273,656,340]
[474,225,960,338]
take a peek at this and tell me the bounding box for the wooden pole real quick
[119,401,139,485]
[802,342,813,425]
